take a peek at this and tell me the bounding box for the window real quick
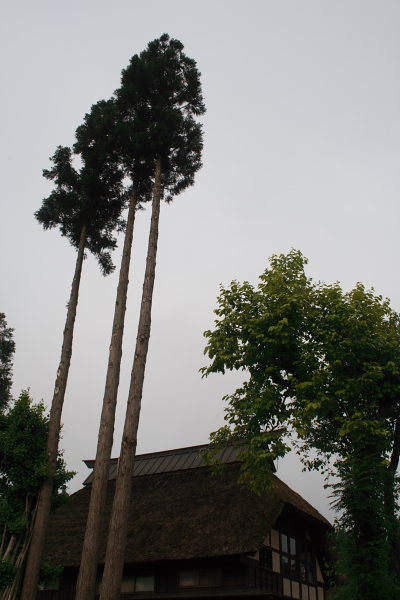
[290,537,296,555]
[281,533,298,579]
[179,571,198,587]
[281,554,290,577]
[120,575,155,593]
[135,575,155,592]
[178,568,222,588]
[299,553,316,584]
[280,533,316,584]
[259,547,272,570]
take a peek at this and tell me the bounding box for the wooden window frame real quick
[280,532,316,585]
[177,568,222,589]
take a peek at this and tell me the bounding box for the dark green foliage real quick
[203,250,400,597]
[73,35,205,213]
[0,314,15,412]
[75,99,152,204]
[36,113,128,275]
[331,448,397,599]
[39,562,63,588]
[0,391,73,538]
[0,560,15,587]
[118,35,204,119]
[114,33,205,201]
[0,390,73,596]
[74,99,122,164]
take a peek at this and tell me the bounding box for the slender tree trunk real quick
[388,417,400,476]
[2,535,16,562]
[0,535,21,600]
[75,193,138,600]
[1,529,33,600]
[2,496,39,600]
[9,536,21,566]
[99,160,162,600]
[21,225,87,600]
[385,417,400,578]
[0,524,6,559]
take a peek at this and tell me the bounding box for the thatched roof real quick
[44,446,330,568]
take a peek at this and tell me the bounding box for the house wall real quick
[261,527,326,600]
[38,521,328,600]
[38,558,252,600]
[38,504,329,600]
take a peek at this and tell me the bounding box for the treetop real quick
[203,249,400,478]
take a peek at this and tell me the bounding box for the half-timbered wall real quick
[260,528,326,600]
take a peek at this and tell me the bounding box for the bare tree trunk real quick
[1,530,33,600]
[8,536,21,566]
[2,535,16,562]
[21,224,87,600]
[0,525,6,559]
[388,417,400,475]
[99,160,162,600]
[75,193,138,600]
[1,497,39,600]
[385,417,400,578]
[0,536,21,600]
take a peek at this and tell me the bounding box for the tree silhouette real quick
[74,98,153,600]
[98,34,205,600]
[21,116,127,600]
[0,313,15,412]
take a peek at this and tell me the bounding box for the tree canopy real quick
[74,35,205,213]
[0,314,15,412]
[202,249,400,598]
[0,391,72,531]
[36,134,127,275]
[0,310,73,595]
[0,391,73,591]
[114,33,205,201]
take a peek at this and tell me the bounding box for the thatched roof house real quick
[39,444,331,600]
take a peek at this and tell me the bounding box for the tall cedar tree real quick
[202,250,400,599]
[74,99,153,599]
[21,115,127,600]
[0,314,15,412]
[97,35,205,600]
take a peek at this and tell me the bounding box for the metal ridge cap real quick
[83,442,214,469]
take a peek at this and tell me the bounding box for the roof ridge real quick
[82,443,244,485]
[83,442,213,467]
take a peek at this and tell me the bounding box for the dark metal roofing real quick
[83,443,247,485]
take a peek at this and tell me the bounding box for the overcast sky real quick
[1,1,399,520]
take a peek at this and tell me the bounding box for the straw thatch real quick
[43,452,330,568]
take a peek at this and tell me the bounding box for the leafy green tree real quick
[21,125,127,599]
[96,35,205,600]
[0,315,15,412]
[0,390,73,600]
[202,250,400,600]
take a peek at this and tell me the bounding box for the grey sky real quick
[1,1,399,519]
